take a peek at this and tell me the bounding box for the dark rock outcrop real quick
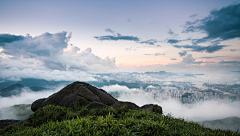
[31,81,118,112]
[141,104,163,114]
[113,101,140,110]
[31,81,162,114]
[85,102,111,110]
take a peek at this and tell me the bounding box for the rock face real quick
[31,81,162,114]
[31,82,117,112]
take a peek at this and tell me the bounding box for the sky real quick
[0,0,240,84]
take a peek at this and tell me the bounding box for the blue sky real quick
[0,0,240,84]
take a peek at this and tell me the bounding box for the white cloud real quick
[102,85,240,122]
[182,54,195,64]
[0,32,117,81]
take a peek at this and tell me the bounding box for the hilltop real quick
[0,82,239,135]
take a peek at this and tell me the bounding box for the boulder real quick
[85,102,111,110]
[113,101,140,110]
[31,81,118,112]
[141,104,162,114]
[31,81,163,113]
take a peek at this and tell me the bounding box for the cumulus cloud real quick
[0,34,25,46]
[183,4,240,42]
[0,32,117,81]
[178,50,187,57]
[173,44,227,53]
[171,58,177,60]
[182,54,195,64]
[182,54,209,65]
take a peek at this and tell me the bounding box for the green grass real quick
[1,105,239,136]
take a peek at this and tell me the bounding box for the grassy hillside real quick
[1,104,239,136]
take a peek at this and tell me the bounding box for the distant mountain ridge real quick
[0,83,47,97]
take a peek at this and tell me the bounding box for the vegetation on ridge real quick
[1,104,239,136]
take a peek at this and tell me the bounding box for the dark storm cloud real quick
[167,39,182,44]
[0,34,25,45]
[144,53,165,56]
[94,33,140,42]
[178,50,187,57]
[183,4,240,42]
[173,44,227,53]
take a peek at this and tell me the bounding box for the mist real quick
[102,84,240,122]
[0,85,65,120]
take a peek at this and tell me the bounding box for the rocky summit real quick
[31,81,162,114]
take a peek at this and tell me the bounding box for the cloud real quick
[189,14,198,18]
[173,44,227,53]
[144,53,165,56]
[183,4,240,42]
[178,50,187,57]
[182,54,195,64]
[167,39,182,44]
[232,71,240,73]
[0,34,25,46]
[102,85,240,122]
[140,39,158,45]
[168,29,178,36]
[200,56,226,59]
[105,28,114,33]
[0,32,117,81]
[171,58,177,60]
[230,49,237,52]
[95,29,161,47]
[219,60,240,65]
[94,33,140,42]
[126,47,137,51]
[182,54,208,64]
